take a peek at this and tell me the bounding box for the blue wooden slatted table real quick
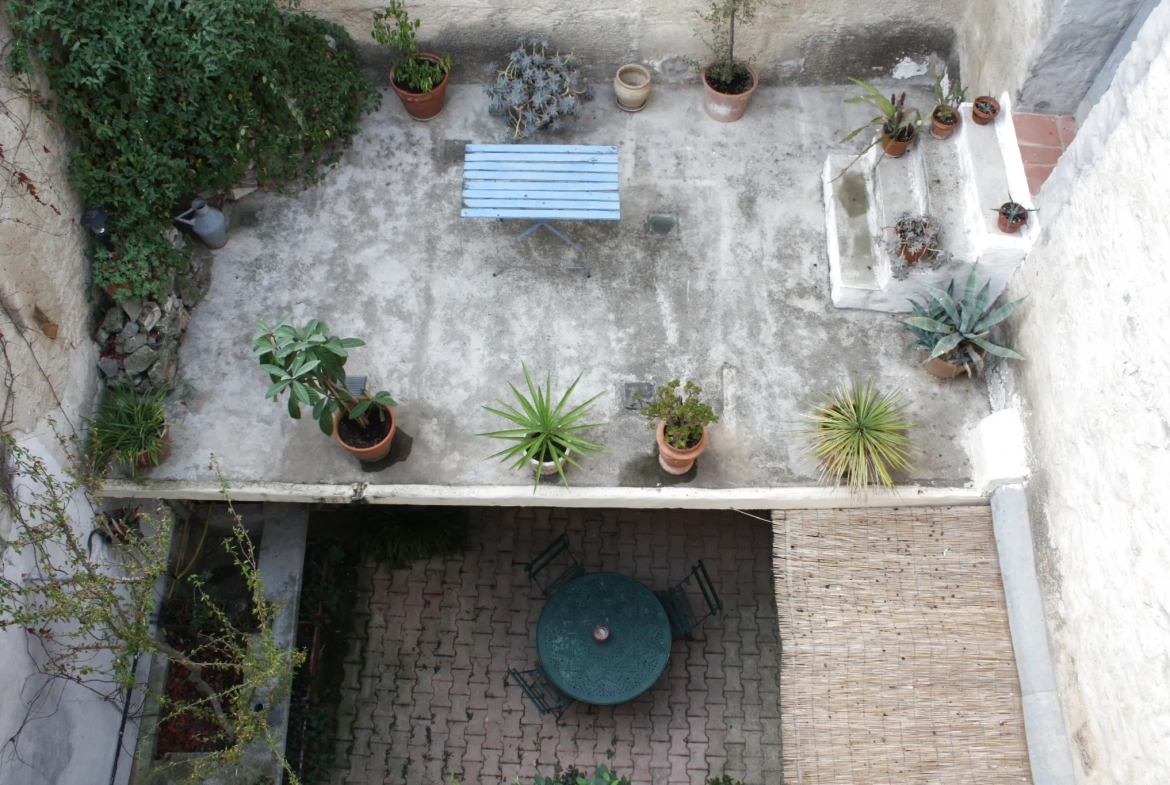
[461,144,620,274]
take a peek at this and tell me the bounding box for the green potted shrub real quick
[692,0,770,122]
[478,364,606,489]
[253,316,397,462]
[485,38,594,139]
[902,265,1027,378]
[639,380,719,475]
[930,68,966,139]
[88,381,172,476]
[842,79,921,159]
[372,0,452,121]
[802,379,915,496]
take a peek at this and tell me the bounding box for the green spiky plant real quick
[902,265,1027,376]
[479,364,606,489]
[87,381,172,476]
[931,67,966,125]
[802,380,915,496]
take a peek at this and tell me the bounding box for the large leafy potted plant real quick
[478,364,606,489]
[253,316,398,462]
[87,381,172,476]
[842,79,921,158]
[802,379,915,497]
[372,0,452,121]
[639,380,719,475]
[693,0,770,122]
[902,265,1027,378]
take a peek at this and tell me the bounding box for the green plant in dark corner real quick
[534,764,631,785]
[692,0,771,92]
[372,0,452,93]
[706,777,748,785]
[802,379,915,496]
[478,364,606,489]
[639,380,719,450]
[902,264,1027,376]
[931,67,966,125]
[253,316,396,435]
[87,382,171,477]
[91,219,187,300]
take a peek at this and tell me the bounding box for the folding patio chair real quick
[657,559,723,640]
[525,533,584,599]
[508,663,573,721]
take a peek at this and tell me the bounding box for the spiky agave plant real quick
[478,364,606,489]
[902,264,1027,376]
[802,380,915,496]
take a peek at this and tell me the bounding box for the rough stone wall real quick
[300,0,965,84]
[1004,2,1170,782]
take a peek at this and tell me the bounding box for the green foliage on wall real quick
[6,0,380,297]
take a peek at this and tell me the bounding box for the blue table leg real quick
[494,220,588,277]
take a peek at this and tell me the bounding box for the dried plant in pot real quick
[890,212,941,265]
[478,364,606,490]
[901,264,1027,378]
[87,381,173,477]
[485,38,594,140]
[801,379,915,497]
[253,316,398,462]
[372,0,452,121]
[840,78,921,165]
[930,68,966,139]
[993,197,1036,233]
[638,380,719,475]
[972,94,1000,125]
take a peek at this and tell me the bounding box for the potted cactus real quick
[639,380,719,475]
[993,198,1036,233]
[972,94,1001,125]
[372,0,452,121]
[253,316,398,461]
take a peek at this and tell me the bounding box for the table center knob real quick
[593,624,611,642]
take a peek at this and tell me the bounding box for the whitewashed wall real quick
[1005,2,1170,782]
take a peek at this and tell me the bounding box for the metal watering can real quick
[175,199,227,249]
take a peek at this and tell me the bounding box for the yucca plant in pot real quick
[253,316,398,462]
[842,79,921,159]
[639,380,719,475]
[372,0,452,121]
[902,265,1027,379]
[478,364,606,489]
[87,381,172,477]
[802,379,915,497]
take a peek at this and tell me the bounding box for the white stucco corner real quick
[968,407,1029,493]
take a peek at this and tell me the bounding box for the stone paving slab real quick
[326,507,782,785]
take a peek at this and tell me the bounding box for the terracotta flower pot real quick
[614,64,653,112]
[931,107,961,139]
[997,205,1029,233]
[655,420,709,475]
[390,54,449,121]
[701,62,759,123]
[135,427,172,470]
[899,244,927,264]
[921,348,988,379]
[333,405,396,462]
[880,126,916,158]
[972,96,1000,125]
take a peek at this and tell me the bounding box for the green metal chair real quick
[525,534,585,599]
[508,663,573,721]
[657,559,723,640]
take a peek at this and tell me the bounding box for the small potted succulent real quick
[801,379,915,497]
[993,197,1036,233]
[639,380,719,475]
[842,79,921,159]
[479,364,606,489]
[902,265,1027,378]
[891,212,940,264]
[614,64,653,112]
[972,94,1001,125]
[692,0,770,122]
[253,316,398,462]
[87,381,172,476]
[372,0,452,121]
[930,69,966,139]
[485,38,594,139]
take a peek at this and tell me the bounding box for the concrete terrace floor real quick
[162,84,990,489]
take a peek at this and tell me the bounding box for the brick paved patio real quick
[329,508,782,785]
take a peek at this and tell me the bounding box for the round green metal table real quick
[536,572,672,705]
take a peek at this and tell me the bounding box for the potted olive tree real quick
[639,380,719,475]
[372,0,452,121]
[254,316,397,462]
[693,0,771,122]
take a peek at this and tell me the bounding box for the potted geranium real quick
[901,265,1027,378]
[478,364,606,489]
[253,316,397,462]
[842,79,921,158]
[930,68,966,139]
[692,0,771,122]
[372,0,452,121]
[639,380,719,475]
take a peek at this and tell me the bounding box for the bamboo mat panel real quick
[773,507,1032,785]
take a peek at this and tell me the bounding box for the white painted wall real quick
[1005,1,1170,781]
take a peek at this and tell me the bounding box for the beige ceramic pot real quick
[701,62,758,123]
[614,64,653,112]
[655,420,709,474]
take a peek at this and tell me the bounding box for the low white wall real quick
[1005,2,1170,782]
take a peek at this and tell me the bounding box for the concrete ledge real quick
[96,481,988,509]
